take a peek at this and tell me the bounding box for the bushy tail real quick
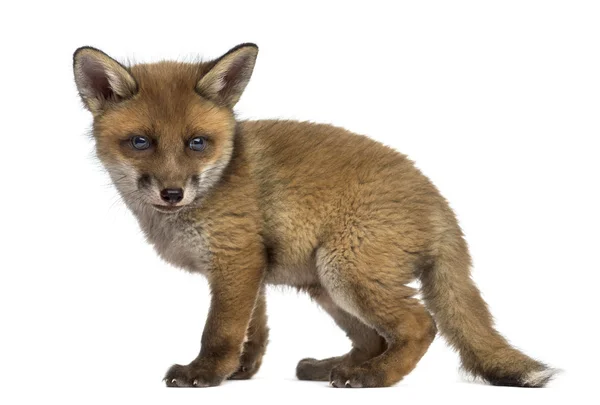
[419,228,556,387]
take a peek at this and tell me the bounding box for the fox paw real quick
[329,365,386,388]
[164,363,224,388]
[297,357,342,381]
[228,349,264,380]
[228,341,266,380]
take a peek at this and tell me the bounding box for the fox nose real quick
[160,188,184,204]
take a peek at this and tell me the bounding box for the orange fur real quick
[73,44,556,388]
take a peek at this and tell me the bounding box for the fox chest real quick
[137,213,212,274]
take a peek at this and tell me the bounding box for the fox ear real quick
[196,43,258,108]
[73,47,137,115]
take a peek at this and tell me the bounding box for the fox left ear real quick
[73,47,137,115]
[196,43,258,108]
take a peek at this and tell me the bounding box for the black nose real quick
[160,188,184,204]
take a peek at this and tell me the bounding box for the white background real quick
[1,1,598,404]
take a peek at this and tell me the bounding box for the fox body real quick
[73,44,555,388]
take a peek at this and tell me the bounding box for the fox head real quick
[73,44,258,214]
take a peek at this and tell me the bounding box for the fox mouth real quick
[152,204,185,213]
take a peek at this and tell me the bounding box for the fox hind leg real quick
[316,245,437,388]
[296,286,386,381]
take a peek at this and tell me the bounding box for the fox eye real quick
[189,136,207,152]
[131,135,151,150]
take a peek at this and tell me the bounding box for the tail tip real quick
[520,367,560,388]
[485,367,560,388]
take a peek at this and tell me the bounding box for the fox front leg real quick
[229,290,268,380]
[164,261,264,387]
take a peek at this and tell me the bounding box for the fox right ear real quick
[73,47,137,115]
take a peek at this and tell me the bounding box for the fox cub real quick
[73,43,555,388]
